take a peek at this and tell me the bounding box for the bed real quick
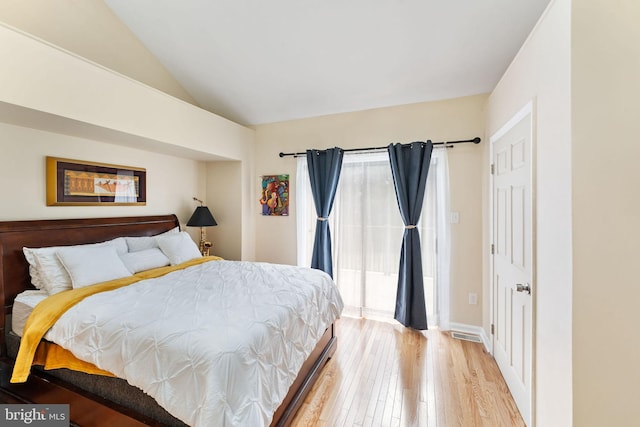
[0,214,342,426]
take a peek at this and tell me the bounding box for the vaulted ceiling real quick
[105,0,551,126]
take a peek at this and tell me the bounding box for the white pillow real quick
[104,237,128,255]
[23,237,129,294]
[56,245,132,289]
[22,248,45,290]
[119,248,170,274]
[125,227,180,252]
[156,232,202,265]
[26,246,72,295]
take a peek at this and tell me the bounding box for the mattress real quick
[11,290,48,337]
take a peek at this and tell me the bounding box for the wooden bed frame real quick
[0,214,336,426]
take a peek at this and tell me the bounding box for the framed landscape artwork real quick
[46,157,146,206]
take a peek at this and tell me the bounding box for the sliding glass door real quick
[297,151,448,327]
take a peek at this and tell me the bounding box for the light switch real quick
[469,293,478,305]
[450,212,460,224]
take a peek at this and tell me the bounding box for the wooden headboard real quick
[0,214,179,355]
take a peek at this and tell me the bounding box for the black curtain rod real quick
[278,137,481,158]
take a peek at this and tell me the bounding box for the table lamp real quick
[187,197,217,255]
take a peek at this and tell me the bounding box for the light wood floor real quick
[291,317,525,427]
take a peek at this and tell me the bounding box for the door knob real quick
[514,283,531,295]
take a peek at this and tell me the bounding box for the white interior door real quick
[491,104,533,426]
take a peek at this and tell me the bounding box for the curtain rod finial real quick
[473,137,481,144]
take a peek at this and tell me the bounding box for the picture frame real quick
[46,157,146,206]
[259,174,289,216]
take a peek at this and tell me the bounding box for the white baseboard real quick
[449,322,491,353]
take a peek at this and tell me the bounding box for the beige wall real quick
[0,23,254,162]
[0,122,204,234]
[254,95,486,327]
[0,20,256,259]
[572,1,640,425]
[486,0,572,425]
[0,0,196,105]
[204,148,255,261]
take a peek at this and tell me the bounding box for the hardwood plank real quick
[292,317,525,427]
[2,317,524,426]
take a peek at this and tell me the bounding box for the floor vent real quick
[451,331,482,343]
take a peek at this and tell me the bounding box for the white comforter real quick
[43,260,344,426]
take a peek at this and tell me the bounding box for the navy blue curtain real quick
[307,147,344,278]
[388,141,433,330]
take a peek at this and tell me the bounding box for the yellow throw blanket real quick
[11,256,221,383]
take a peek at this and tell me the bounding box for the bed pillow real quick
[104,237,128,255]
[23,237,129,294]
[156,232,202,265]
[125,227,180,252]
[119,248,170,274]
[25,246,72,295]
[56,244,132,289]
[22,248,45,290]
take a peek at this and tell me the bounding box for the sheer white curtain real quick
[297,149,450,328]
